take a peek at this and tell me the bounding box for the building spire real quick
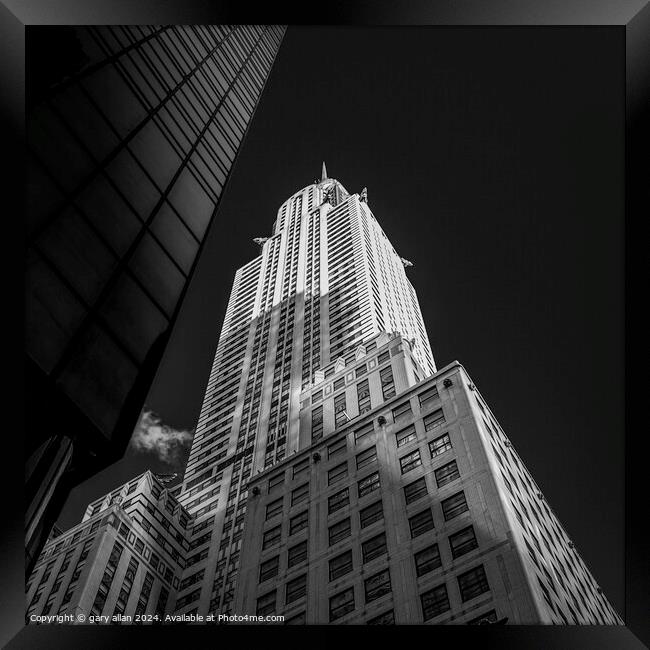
[321,161,328,181]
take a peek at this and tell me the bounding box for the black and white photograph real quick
[2,2,648,648]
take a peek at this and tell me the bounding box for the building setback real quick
[29,170,623,626]
[24,25,286,576]
[172,168,435,617]
[235,342,623,625]
[26,472,191,624]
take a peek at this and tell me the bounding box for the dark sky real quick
[59,27,624,613]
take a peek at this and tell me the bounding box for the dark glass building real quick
[25,25,286,575]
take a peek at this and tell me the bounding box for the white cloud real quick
[129,409,193,466]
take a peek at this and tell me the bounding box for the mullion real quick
[116,27,173,109]
[128,48,208,157]
[30,141,183,321]
[209,29,247,85]
[160,28,199,76]
[184,25,210,60]
[132,29,214,126]
[188,25,216,61]
[133,25,185,92]
[29,128,190,289]
[34,26,171,104]
[152,28,203,91]
[193,135,231,188]
[40,96,193,281]
[30,246,151,371]
[71,84,202,249]
[48,25,272,382]
[230,78,256,116]
[27,25,239,246]
[164,30,245,139]
[185,46,245,121]
[89,26,156,113]
[235,67,261,108]
[160,88,231,201]
[183,26,245,106]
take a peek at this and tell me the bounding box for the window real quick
[285,611,306,625]
[289,511,308,536]
[334,377,345,390]
[356,446,377,471]
[392,402,411,424]
[467,609,498,625]
[256,590,276,615]
[429,433,452,458]
[404,477,428,505]
[179,569,204,591]
[364,569,391,603]
[258,555,278,583]
[421,584,450,621]
[61,587,75,607]
[329,518,351,546]
[379,367,396,400]
[42,595,56,616]
[287,541,307,568]
[362,532,387,563]
[292,458,310,480]
[291,483,309,506]
[378,350,390,364]
[329,550,353,581]
[329,587,354,621]
[334,393,347,428]
[424,409,445,431]
[400,449,422,474]
[285,574,307,604]
[328,488,350,514]
[458,565,490,602]
[357,378,371,415]
[79,539,93,561]
[266,498,283,521]
[409,509,435,538]
[359,501,383,529]
[311,405,324,441]
[415,544,442,577]
[355,364,367,377]
[328,462,348,486]
[435,460,460,487]
[358,472,380,498]
[419,386,439,408]
[328,437,347,459]
[441,491,469,521]
[354,422,374,444]
[367,610,395,625]
[449,525,478,559]
[268,473,284,493]
[262,526,281,550]
[396,425,417,448]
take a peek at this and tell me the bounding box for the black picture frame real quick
[1,1,647,648]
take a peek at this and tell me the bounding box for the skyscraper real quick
[234,344,622,625]
[170,167,620,623]
[24,25,286,574]
[170,168,438,616]
[26,471,192,625]
[29,167,622,626]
